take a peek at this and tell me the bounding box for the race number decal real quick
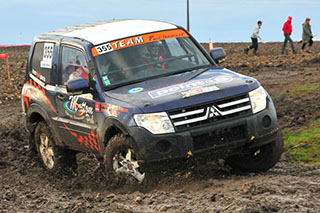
[40,43,54,69]
[95,43,114,55]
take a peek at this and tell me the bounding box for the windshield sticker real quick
[92,29,189,57]
[40,43,54,69]
[181,85,220,98]
[102,76,111,86]
[128,87,144,94]
[149,75,233,99]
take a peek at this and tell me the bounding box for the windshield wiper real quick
[183,65,215,82]
[104,64,211,91]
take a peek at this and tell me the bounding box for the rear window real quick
[31,42,55,84]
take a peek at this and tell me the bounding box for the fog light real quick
[156,140,172,153]
[262,115,272,128]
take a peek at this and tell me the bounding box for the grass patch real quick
[283,119,320,166]
[290,84,320,96]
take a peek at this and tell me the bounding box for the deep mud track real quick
[0,44,320,212]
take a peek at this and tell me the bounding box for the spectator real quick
[281,16,296,54]
[245,21,263,55]
[301,18,313,53]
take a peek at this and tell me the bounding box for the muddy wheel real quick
[226,131,284,172]
[34,121,77,173]
[104,134,145,183]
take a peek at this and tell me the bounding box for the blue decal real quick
[128,87,144,94]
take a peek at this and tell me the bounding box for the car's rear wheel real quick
[226,131,284,172]
[104,134,145,184]
[34,121,77,173]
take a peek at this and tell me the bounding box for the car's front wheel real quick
[34,121,77,173]
[104,134,145,184]
[226,131,284,172]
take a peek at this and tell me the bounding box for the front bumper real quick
[128,103,280,163]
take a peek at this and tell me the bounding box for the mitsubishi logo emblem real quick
[208,105,221,118]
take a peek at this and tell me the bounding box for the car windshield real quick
[93,29,212,89]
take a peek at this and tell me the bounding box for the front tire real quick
[34,121,77,173]
[104,134,145,183]
[226,131,284,172]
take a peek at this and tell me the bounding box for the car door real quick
[54,45,101,153]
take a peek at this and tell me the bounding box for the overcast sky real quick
[1,0,320,45]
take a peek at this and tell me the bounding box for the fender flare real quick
[98,117,138,153]
[26,103,65,146]
[26,103,52,133]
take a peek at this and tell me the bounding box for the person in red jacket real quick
[281,16,296,54]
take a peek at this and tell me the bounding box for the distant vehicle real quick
[22,20,283,183]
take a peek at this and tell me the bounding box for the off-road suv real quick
[22,20,283,183]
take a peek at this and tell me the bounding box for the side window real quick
[61,46,89,86]
[31,42,55,84]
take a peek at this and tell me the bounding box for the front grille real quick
[168,94,252,131]
[192,124,247,152]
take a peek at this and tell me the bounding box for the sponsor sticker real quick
[128,87,144,94]
[32,69,46,82]
[64,96,93,118]
[91,29,189,57]
[149,75,233,99]
[100,104,128,117]
[181,85,220,98]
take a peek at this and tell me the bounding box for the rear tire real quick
[34,121,77,173]
[104,134,145,184]
[226,131,284,172]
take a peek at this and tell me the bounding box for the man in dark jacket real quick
[281,16,296,54]
[301,18,313,53]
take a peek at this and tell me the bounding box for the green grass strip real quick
[283,119,320,165]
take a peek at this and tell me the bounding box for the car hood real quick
[105,68,260,113]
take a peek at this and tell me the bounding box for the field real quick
[0,42,319,212]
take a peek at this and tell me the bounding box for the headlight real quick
[133,112,175,134]
[249,86,267,114]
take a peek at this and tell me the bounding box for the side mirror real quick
[66,78,91,94]
[210,47,226,64]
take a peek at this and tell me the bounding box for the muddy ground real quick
[0,42,320,212]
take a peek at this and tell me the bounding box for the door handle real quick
[57,94,66,101]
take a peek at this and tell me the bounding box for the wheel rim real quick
[39,133,55,169]
[112,149,145,183]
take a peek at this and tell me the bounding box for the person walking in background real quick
[245,21,263,55]
[301,18,313,53]
[281,16,296,54]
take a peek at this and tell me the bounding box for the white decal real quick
[182,85,220,98]
[40,43,54,69]
[95,43,114,55]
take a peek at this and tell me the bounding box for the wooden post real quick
[0,54,11,87]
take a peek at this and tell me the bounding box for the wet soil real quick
[0,43,320,212]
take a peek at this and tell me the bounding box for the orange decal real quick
[22,79,57,114]
[63,123,101,151]
[92,29,189,57]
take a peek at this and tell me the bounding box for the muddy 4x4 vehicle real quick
[22,20,283,183]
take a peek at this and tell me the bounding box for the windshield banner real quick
[91,29,189,57]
